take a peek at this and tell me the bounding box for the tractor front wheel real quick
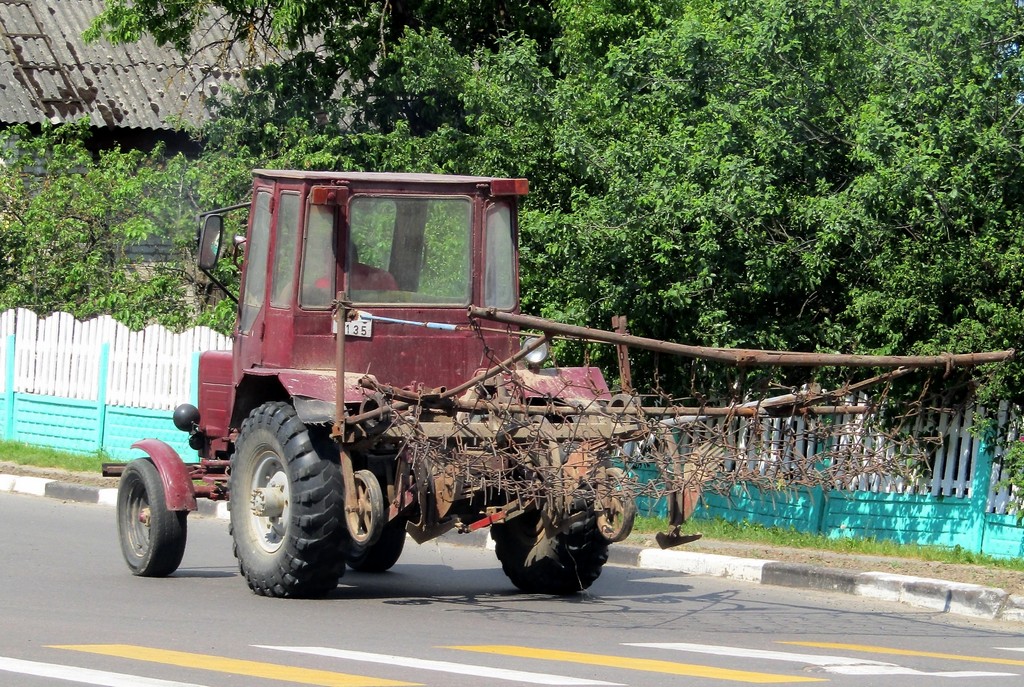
[229,402,347,598]
[491,510,609,595]
[116,458,188,577]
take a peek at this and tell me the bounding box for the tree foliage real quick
[534,0,1024,399]
[19,0,1024,400]
[0,122,240,331]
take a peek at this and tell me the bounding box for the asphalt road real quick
[2,492,1023,687]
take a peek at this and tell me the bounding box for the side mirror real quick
[198,215,223,271]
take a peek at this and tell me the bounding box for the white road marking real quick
[0,656,210,687]
[625,642,1016,678]
[627,642,891,667]
[257,645,622,686]
[827,665,1016,677]
[997,648,1024,652]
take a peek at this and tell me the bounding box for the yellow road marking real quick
[445,645,825,683]
[782,642,1024,667]
[51,645,418,687]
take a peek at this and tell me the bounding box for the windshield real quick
[348,195,472,304]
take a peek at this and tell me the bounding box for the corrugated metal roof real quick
[0,0,275,130]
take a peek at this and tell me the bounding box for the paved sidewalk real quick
[5,469,1024,623]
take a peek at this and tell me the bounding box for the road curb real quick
[762,561,860,594]
[3,471,1020,623]
[624,543,1020,622]
[44,481,104,503]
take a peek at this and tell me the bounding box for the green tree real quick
[0,121,238,331]
[539,0,1024,399]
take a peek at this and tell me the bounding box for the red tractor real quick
[111,170,644,597]
[110,170,1014,597]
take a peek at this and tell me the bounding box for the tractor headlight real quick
[522,337,550,366]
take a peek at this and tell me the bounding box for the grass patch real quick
[634,514,1024,570]
[0,440,107,473]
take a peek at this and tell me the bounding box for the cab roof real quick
[255,169,498,183]
[252,169,528,194]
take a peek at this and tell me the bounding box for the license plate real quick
[344,316,373,338]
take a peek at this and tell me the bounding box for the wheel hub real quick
[251,482,287,518]
[346,469,385,547]
[248,453,290,553]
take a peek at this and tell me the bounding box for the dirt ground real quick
[4,460,1023,596]
[0,461,120,488]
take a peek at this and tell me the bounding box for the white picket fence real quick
[651,395,1021,514]
[0,309,230,410]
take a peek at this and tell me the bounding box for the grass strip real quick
[0,440,109,473]
[633,514,1024,570]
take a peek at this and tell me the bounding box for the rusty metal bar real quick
[357,393,873,419]
[637,404,872,417]
[332,299,349,438]
[469,307,1015,368]
[612,315,633,393]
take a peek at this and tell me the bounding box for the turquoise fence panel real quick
[13,394,101,453]
[822,493,973,546]
[694,487,982,548]
[969,436,997,553]
[103,406,198,463]
[96,343,110,450]
[636,495,667,518]
[700,489,975,543]
[633,464,667,517]
[982,514,1024,559]
[3,399,197,464]
[0,389,8,441]
[697,488,818,532]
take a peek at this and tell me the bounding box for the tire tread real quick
[230,402,346,598]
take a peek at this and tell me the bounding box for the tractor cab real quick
[198,171,528,431]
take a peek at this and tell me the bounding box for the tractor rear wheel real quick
[229,402,347,598]
[491,510,609,595]
[116,458,188,577]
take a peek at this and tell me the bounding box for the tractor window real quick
[348,196,471,304]
[239,190,272,333]
[300,203,337,309]
[484,203,516,309]
[270,192,300,308]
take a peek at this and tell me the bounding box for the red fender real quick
[130,439,198,512]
